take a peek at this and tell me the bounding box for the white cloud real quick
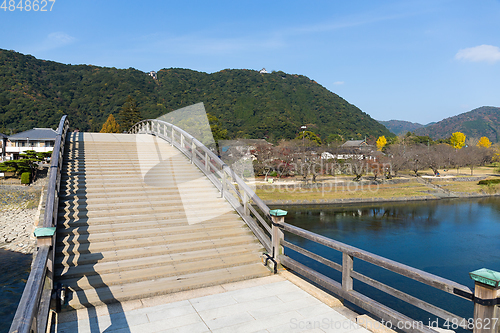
[455,45,500,64]
[26,32,76,53]
[333,81,344,85]
[48,32,75,45]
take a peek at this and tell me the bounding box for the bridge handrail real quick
[9,115,69,333]
[129,119,272,252]
[270,218,477,333]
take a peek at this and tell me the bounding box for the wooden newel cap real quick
[270,209,288,217]
[34,227,56,238]
[469,268,500,287]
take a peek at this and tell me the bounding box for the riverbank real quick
[0,176,47,254]
[255,174,498,205]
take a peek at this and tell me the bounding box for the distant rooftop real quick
[341,140,367,147]
[9,128,57,141]
[221,139,271,146]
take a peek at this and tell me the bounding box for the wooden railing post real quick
[191,140,195,164]
[171,125,175,145]
[342,252,354,292]
[269,209,286,266]
[205,151,209,172]
[470,269,500,333]
[243,191,249,216]
[180,133,184,149]
[221,167,227,198]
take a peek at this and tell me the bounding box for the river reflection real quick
[274,197,500,327]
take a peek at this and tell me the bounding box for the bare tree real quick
[405,144,427,176]
[424,144,451,175]
[385,144,408,178]
[458,146,493,176]
[346,156,367,181]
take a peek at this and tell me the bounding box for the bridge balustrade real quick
[269,211,499,333]
[129,119,273,253]
[9,115,69,333]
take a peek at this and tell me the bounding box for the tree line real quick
[242,130,496,181]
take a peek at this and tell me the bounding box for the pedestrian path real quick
[56,132,270,310]
[53,273,373,333]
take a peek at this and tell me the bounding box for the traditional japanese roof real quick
[8,128,57,141]
[341,140,367,147]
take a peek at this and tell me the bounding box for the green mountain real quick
[414,106,500,142]
[378,120,425,135]
[0,49,392,141]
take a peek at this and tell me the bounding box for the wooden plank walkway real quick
[55,132,270,311]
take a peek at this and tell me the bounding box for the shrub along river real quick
[2,197,500,331]
[273,197,500,330]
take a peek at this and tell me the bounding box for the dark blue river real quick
[0,249,31,333]
[275,197,500,329]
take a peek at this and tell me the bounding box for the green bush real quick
[269,171,278,177]
[21,172,31,185]
[478,179,500,185]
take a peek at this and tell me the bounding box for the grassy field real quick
[431,180,482,194]
[255,181,432,201]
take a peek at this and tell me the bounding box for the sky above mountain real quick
[1,0,500,124]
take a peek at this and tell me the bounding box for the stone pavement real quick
[53,274,373,333]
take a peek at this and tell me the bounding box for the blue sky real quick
[1,0,500,124]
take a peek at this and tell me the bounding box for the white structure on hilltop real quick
[259,68,268,74]
[149,71,157,80]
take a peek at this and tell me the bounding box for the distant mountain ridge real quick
[378,120,426,135]
[414,106,500,142]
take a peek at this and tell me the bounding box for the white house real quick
[4,128,57,160]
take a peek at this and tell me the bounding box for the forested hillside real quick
[378,120,425,135]
[0,49,161,133]
[414,106,500,142]
[0,49,392,141]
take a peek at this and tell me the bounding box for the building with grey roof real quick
[4,128,57,160]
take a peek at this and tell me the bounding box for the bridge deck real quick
[54,274,371,333]
[55,132,270,311]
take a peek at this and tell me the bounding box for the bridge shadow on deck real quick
[56,132,130,333]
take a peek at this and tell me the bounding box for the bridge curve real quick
[10,117,276,333]
[56,129,272,309]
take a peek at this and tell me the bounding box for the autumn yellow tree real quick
[450,132,466,149]
[376,136,387,151]
[477,136,492,148]
[100,114,121,133]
